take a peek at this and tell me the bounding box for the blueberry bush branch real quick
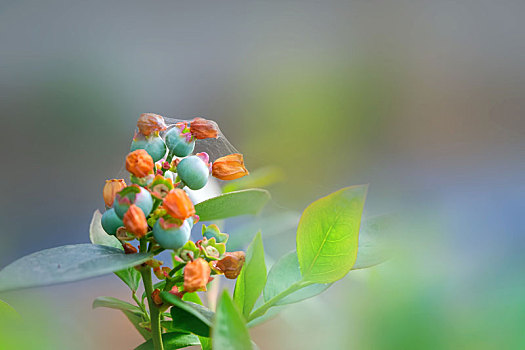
[0,113,390,350]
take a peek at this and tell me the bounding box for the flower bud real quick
[212,153,249,180]
[103,179,127,207]
[162,189,195,220]
[189,117,218,139]
[153,218,191,249]
[165,123,195,157]
[126,149,154,178]
[176,153,210,190]
[101,208,123,235]
[123,204,148,238]
[215,251,245,279]
[137,113,167,136]
[130,134,167,162]
[184,258,211,293]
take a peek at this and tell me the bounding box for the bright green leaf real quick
[0,299,19,321]
[199,336,213,350]
[195,189,270,221]
[134,332,200,350]
[213,290,253,350]
[0,244,152,292]
[222,166,284,193]
[297,185,367,283]
[160,291,214,337]
[233,232,266,318]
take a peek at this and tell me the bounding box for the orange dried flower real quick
[162,189,195,220]
[126,149,154,178]
[184,258,211,293]
[212,153,249,180]
[103,179,126,207]
[122,242,138,254]
[189,117,218,139]
[151,289,163,306]
[137,113,167,136]
[215,251,245,279]
[123,204,148,238]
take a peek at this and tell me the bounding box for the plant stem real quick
[247,281,312,322]
[140,238,164,350]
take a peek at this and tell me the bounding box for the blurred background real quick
[0,0,524,349]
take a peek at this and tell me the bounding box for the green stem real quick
[140,238,164,350]
[247,281,312,322]
[133,291,149,321]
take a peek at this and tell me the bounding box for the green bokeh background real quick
[1,0,523,349]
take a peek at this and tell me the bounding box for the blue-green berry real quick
[114,186,153,219]
[177,155,209,190]
[130,136,167,162]
[153,218,191,249]
[101,208,123,235]
[165,128,195,157]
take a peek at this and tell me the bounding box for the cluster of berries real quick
[100,114,247,294]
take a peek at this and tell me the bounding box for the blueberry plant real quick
[0,114,385,350]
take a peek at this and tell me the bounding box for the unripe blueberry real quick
[165,125,195,157]
[153,218,191,249]
[101,208,123,235]
[177,155,209,190]
[114,186,153,219]
[130,136,167,162]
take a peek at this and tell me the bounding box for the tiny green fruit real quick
[101,208,123,235]
[177,155,210,190]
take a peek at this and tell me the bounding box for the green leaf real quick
[160,291,214,337]
[92,296,143,314]
[0,299,20,321]
[0,244,152,292]
[93,296,150,340]
[134,332,200,350]
[114,267,142,292]
[297,185,367,283]
[247,305,285,328]
[233,232,266,318]
[213,290,253,350]
[89,210,122,249]
[222,166,284,193]
[195,189,270,221]
[353,214,392,270]
[264,251,331,306]
[89,210,142,291]
[199,336,213,350]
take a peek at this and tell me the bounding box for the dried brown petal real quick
[103,179,126,207]
[126,149,154,178]
[137,113,167,136]
[123,204,148,238]
[183,258,211,293]
[189,117,218,139]
[212,153,249,181]
[215,251,245,279]
[162,189,195,220]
